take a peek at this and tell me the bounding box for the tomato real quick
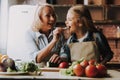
[80,60,89,68]
[73,64,84,76]
[88,59,96,65]
[96,64,107,77]
[59,62,69,68]
[85,64,98,77]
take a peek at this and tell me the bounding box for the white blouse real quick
[77,32,88,42]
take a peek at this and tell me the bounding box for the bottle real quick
[116,26,120,38]
[84,0,88,5]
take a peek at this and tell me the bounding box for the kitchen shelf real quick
[54,4,120,25]
[56,20,120,26]
[93,20,120,25]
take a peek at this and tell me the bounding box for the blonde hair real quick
[68,5,97,32]
[32,3,57,32]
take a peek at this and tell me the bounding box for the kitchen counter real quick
[0,69,120,80]
[106,62,120,69]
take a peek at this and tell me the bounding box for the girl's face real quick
[40,6,56,32]
[65,11,80,34]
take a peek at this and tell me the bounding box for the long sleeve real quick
[95,31,114,63]
[25,29,40,62]
[60,44,71,62]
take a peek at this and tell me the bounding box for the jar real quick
[116,26,120,38]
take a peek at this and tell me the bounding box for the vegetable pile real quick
[0,53,39,73]
[60,58,108,78]
[16,62,39,72]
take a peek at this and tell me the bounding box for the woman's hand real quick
[52,27,63,42]
[49,54,62,64]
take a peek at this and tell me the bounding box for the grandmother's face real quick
[40,6,56,31]
[65,11,81,34]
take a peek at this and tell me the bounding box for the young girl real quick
[65,5,113,64]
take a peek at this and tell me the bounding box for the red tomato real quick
[80,60,89,68]
[85,64,98,77]
[88,59,96,65]
[59,62,69,68]
[73,64,85,76]
[96,64,107,77]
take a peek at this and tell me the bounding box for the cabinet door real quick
[107,6,120,20]
[88,6,104,20]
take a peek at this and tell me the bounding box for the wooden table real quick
[0,69,120,80]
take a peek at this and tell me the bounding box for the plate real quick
[0,72,28,75]
[40,67,60,72]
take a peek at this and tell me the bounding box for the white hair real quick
[32,3,56,32]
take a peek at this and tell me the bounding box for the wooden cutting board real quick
[40,67,61,72]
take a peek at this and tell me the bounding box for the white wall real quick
[0,0,8,54]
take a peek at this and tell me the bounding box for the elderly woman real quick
[65,5,113,64]
[25,3,67,65]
